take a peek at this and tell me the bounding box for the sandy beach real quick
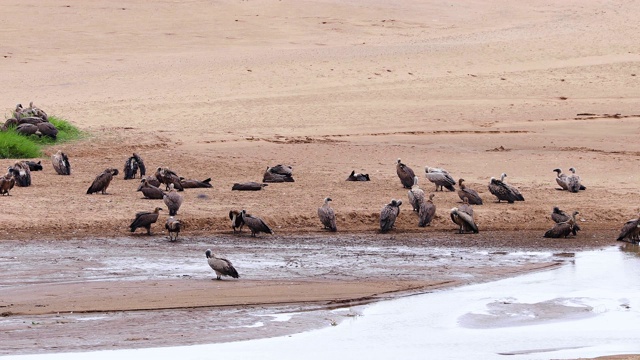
[1,0,639,356]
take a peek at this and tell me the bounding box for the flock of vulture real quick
[1,103,59,139]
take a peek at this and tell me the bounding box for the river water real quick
[3,244,639,360]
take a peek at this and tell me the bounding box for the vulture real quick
[450,207,478,234]
[380,199,402,233]
[51,150,71,175]
[163,183,184,216]
[488,173,524,203]
[616,214,640,243]
[18,117,44,126]
[544,211,578,238]
[263,166,294,183]
[318,197,337,232]
[425,167,456,192]
[269,164,293,176]
[567,167,583,193]
[25,161,43,171]
[165,217,182,241]
[155,167,184,191]
[36,122,58,139]
[0,172,15,195]
[86,168,119,194]
[1,117,18,130]
[458,179,483,205]
[17,102,48,120]
[229,210,245,233]
[124,153,146,180]
[396,159,415,189]
[15,123,40,136]
[8,161,31,187]
[418,193,436,227]
[346,170,370,181]
[551,206,582,233]
[240,209,274,237]
[137,176,162,189]
[205,249,239,280]
[407,176,425,212]
[553,168,569,191]
[138,178,166,199]
[179,177,213,188]
[232,182,268,191]
[458,197,474,217]
[129,207,162,235]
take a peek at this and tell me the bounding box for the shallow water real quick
[3,245,639,360]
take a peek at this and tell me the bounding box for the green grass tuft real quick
[0,115,83,159]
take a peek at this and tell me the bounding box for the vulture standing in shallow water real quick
[567,167,584,193]
[407,176,425,212]
[155,167,184,191]
[318,197,337,232]
[129,207,162,235]
[232,182,267,191]
[124,153,146,180]
[450,206,478,234]
[380,199,402,233]
[8,161,31,187]
[179,177,213,188]
[205,249,239,280]
[418,193,436,227]
[346,170,370,181]
[488,173,524,203]
[86,168,119,194]
[0,172,15,195]
[544,211,579,238]
[240,209,274,237]
[165,217,182,241]
[51,150,71,175]
[616,213,640,243]
[229,210,244,233]
[396,159,415,189]
[458,179,483,205]
[138,178,166,199]
[425,167,456,192]
[163,183,184,216]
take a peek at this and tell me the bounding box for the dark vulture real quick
[25,161,43,171]
[180,177,213,188]
[165,217,182,241]
[1,117,18,130]
[232,182,268,191]
[0,172,15,195]
[15,123,40,136]
[263,166,294,183]
[488,173,524,203]
[380,199,402,233]
[407,176,425,212]
[8,161,31,187]
[418,193,436,227]
[18,117,45,126]
[240,209,274,237]
[425,167,456,192]
[544,211,578,238]
[346,170,370,181]
[318,197,337,232]
[36,122,58,140]
[458,179,483,205]
[86,168,119,194]
[163,183,184,216]
[138,178,166,199]
[567,167,583,193]
[229,210,245,233]
[396,159,415,189]
[155,167,184,191]
[269,164,293,176]
[137,176,162,189]
[551,206,582,233]
[124,153,146,180]
[51,150,71,175]
[129,207,162,235]
[616,214,640,243]
[450,207,478,234]
[458,197,474,217]
[205,249,239,280]
[17,102,48,121]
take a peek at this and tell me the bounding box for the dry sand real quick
[1,0,639,356]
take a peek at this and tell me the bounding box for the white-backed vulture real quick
[86,168,119,194]
[155,167,184,191]
[36,122,58,139]
[163,183,184,216]
[318,197,337,232]
[51,150,71,175]
[229,210,244,233]
[551,207,581,233]
[418,193,436,227]
[450,207,478,234]
[138,178,166,199]
[488,173,524,203]
[205,249,239,280]
[458,179,483,205]
[124,153,146,180]
[263,166,294,183]
[15,123,40,136]
[137,176,161,190]
[240,209,274,237]
[346,170,370,181]
[553,168,569,190]
[8,161,31,187]
[129,207,162,235]
[616,213,640,243]
[380,199,402,233]
[232,182,268,191]
[0,172,15,195]
[425,167,456,192]
[396,159,415,189]
[269,164,293,176]
[407,176,425,212]
[165,217,182,241]
[567,167,583,193]
[544,211,578,238]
